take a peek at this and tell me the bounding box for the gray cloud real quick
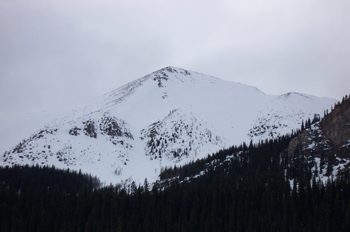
[1,0,349,124]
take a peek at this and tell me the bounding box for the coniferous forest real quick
[1,131,350,232]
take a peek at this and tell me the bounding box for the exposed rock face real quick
[83,120,97,138]
[287,96,350,177]
[287,124,333,158]
[99,116,133,139]
[140,109,224,162]
[321,97,350,149]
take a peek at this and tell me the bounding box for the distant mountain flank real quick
[158,95,350,185]
[1,66,337,185]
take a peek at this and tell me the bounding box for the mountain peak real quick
[1,67,337,185]
[157,66,191,75]
[151,66,193,82]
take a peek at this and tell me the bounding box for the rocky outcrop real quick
[287,124,333,158]
[99,116,133,139]
[83,120,97,138]
[288,96,350,157]
[287,96,350,177]
[321,97,350,149]
[140,109,224,162]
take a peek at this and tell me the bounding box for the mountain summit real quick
[1,67,336,184]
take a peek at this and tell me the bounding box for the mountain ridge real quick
[1,67,337,185]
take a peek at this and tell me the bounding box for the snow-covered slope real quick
[1,67,337,185]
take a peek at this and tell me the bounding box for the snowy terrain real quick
[0,67,337,185]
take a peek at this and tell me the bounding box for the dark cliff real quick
[321,97,350,149]
[288,95,350,176]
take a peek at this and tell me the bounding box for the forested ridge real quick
[1,134,350,231]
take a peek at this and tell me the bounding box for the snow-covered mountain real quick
[1,67,337,185]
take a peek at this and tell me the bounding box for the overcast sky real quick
[1,0,350,123]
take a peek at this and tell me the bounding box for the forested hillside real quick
[1,136,350,231]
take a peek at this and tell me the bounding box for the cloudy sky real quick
[1,0,350,123]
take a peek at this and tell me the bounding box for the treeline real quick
[160,134,293,181]
[0,165,101,232]
[0,165,101,192]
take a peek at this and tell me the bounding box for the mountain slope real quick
[158,95,350,186]
[1,67,336,185]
